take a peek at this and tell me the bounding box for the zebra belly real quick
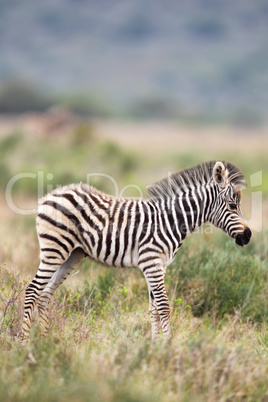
[80,228,138,268]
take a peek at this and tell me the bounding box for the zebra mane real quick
[147,161,245,199]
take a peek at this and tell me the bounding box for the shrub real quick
[168,236,268,323]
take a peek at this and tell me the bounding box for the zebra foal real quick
[20,161,251,345]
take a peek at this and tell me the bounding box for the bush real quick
[168,236,268,322]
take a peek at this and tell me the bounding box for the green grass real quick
[1,331,268,402]
[1,127,268,197]
[168,232,268,323]
[0,129,143,196]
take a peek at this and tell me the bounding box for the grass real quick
[0,122,268,400]
[168,233,268,323]
[1,232,268,401]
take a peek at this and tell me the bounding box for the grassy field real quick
[0,120,268,401]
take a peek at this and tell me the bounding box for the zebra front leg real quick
[145,276,161,338]
[142,263,172,340]
[37,248,85,336]
[149,290,161,338]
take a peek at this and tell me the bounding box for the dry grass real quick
[1,250,268,401]
[1,263,268,401]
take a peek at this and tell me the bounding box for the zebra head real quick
[210,161,251,246]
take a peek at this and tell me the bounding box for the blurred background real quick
[0,0,267,269]
[0,0,268,123]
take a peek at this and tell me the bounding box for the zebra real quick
[20,160,251,345]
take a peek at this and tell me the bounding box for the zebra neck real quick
[155,183,212,241]
[204,182,219,224]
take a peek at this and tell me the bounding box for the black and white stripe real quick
[20,160,251,344]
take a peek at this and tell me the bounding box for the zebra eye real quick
[229,203,237,210]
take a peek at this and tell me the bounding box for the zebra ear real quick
[212,161,228,188]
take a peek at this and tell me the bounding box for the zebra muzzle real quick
[235,227,252,247]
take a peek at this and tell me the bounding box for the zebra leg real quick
[144,275,161,338]
[37,247,85,335]
[20,259,63,346]
[148,289,161,338]
[142,263,172,340]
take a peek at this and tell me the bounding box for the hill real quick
[0,0,268,122]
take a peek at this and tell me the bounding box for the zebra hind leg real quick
[20,257,64,347]
[37,247,85,337]
[20,247,85,346]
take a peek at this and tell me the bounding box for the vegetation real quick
[1,232,268,401]
[0,123,267,400]
[0,80,52,114]
[168,235,268,323]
